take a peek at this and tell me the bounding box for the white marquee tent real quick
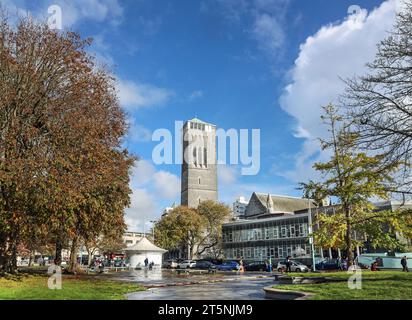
[125,237,167,269]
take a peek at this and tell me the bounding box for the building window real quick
[204,148,207,167]
[273,226,279,239]
[198,177,201,185]
[193,148,197,166]
[281,226,287,238]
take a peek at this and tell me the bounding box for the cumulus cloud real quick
[117,79,174,111]
[153,171,181,200]
[124,187,157,231]
[278,0,401,183]
[125,160,181,230]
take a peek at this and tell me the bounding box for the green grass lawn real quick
[276,271,412,300]
[0,274,145,300]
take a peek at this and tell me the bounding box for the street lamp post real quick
[308,199,316,272]
[150,220,156,242]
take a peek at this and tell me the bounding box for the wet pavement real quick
[127,277,276,300]
[95,268,275,288]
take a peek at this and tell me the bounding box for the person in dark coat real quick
[286,256,292,273]
[401,256,409,272]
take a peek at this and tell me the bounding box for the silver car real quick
[277,260,309,272]
[178,260,196,269]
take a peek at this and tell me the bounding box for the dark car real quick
[315,259,339,270]
[216,261,240,271]
[244,262,268,272]
[193,261,217,270]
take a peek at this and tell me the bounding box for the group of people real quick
[144,258,155,270]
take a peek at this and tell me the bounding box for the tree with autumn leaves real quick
[154,201,231,260]
[0,15,135,273]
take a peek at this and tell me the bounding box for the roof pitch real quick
[124,237,167,252]
[254,192,313,213]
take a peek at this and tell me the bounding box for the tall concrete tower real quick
[181,118,217,208]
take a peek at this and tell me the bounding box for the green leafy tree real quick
[301,105,404,265]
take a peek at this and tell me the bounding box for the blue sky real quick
[1,0,402,231]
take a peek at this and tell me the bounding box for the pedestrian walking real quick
[337,256,342,271]
[144,257,149,268]
[286,256,292,273]
[401,256,409,272]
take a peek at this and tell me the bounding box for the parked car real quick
[114,259,125,267]
[178,260,196,269]
[244,262,268,272]
[193,261,217,270]
[216,261,240,271]
[163,260,179,269]
[277,260,309,272]
[315,259,344,270]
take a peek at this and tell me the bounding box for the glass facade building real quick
[222,213,313,264]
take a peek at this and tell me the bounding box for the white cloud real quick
[117,79,174,111]
[200,0,290,57]
[124,187,157,231]
[153,171,181,200]
[218,165,238,185]
[0,0,124,27]
[125,160,180,230]
[279,0,401,183]
[131,160,156,186]
[252,13,284,52]
[126,117,152,143]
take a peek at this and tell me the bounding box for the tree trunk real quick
[9,240,17,273]
[28,250,34,267]
[68,236,79,273]
[0,233,7,272]
[3,236,18,274]
[87,250,93,267]
[345,209,353,267]
[55,238,62,266]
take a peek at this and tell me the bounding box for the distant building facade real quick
[222,193,412,266]
[223,193,315,265]
[233,196,248,217]
[181,118,217,208]
[123,231,146,247]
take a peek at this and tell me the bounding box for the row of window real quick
[190,122,206,131]
[224,244,312,260]
[222,223,309,243]
[192,147,208,167]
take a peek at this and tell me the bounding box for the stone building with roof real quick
[222,193,317,266]
[222,193,412,267]
[181,118,217,208]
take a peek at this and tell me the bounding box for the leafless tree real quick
[343,0,412,196]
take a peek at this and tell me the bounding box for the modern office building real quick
[222,193,412,266]
[222,193,316,265]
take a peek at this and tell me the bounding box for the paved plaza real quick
[127,277,275,300]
